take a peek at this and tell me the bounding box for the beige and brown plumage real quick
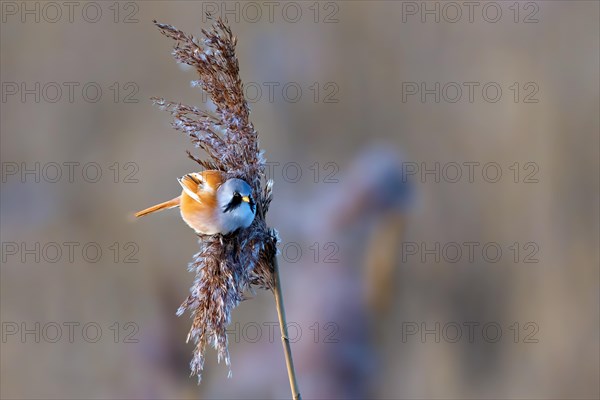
[135,170,255,235]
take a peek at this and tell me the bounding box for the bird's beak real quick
[241,196,250,203]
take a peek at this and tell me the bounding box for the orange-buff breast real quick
[179,188,218,234]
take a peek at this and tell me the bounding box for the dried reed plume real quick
[151,17,300,398]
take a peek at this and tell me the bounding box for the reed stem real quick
[272,255,301,400]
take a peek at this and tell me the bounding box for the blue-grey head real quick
[216,178,256,233]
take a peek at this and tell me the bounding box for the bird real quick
[135,170,256,235]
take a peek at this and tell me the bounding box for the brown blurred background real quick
[1,1,598,399]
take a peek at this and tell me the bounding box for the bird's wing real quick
[196,171,224,210]
[200,170,226,192]
[178,174,202,202]
[178,170,225,206]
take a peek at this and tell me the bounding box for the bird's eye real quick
[233,192,241,198]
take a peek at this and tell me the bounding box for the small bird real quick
[135,170,256,235]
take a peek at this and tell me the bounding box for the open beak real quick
[241,196,250,203]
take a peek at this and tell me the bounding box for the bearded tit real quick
[135,170,256,235]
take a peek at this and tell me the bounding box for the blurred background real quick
[1,1,598,399]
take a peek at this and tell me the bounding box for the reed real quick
[150,16,301,398]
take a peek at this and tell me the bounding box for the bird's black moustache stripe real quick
[223,196,255,213]
[223,198,241,213]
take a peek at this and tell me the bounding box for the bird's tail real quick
[135,196,180,217]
